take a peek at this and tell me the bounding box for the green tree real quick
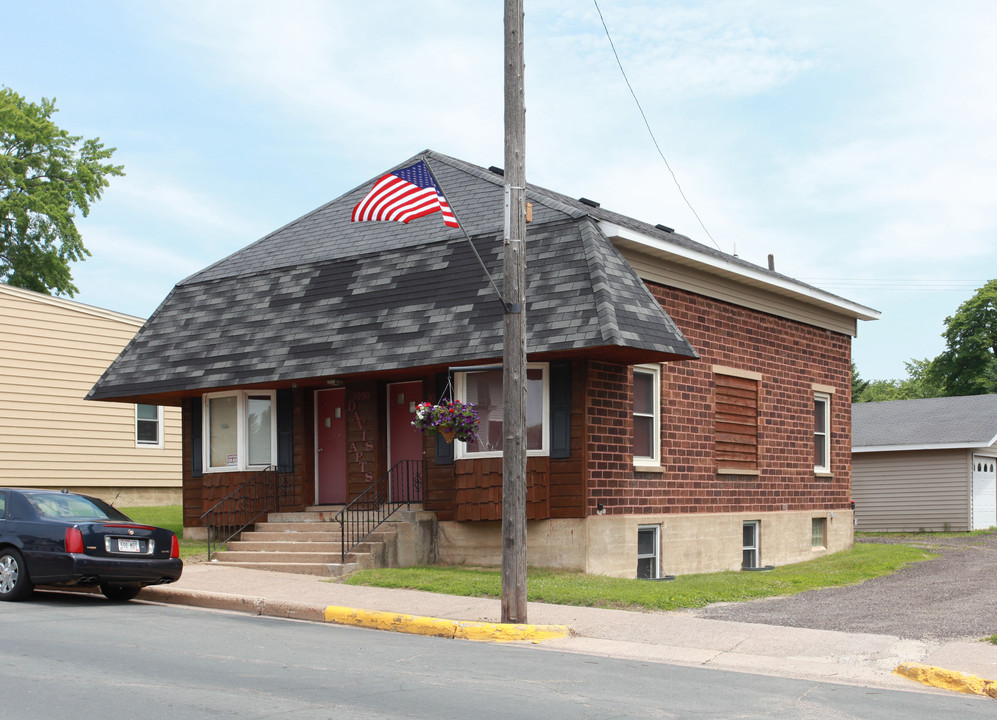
[0,88,124,295]
[927,279,997,396]
[851,362,870,401]
[857,359,944,402]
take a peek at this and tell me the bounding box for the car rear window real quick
[26,494,130,522]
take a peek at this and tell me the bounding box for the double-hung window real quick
[742,521,760,569]
[633,365,661,465]
[814,391,831,474]
[455,363,548,458]
[637,524,660,579]
[136,404,163,447]
[203,391,276,471]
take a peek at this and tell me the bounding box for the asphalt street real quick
[1,597,993,719]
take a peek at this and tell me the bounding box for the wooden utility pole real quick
[501,0,528,624]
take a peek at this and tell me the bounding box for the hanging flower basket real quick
[411,399,479,444]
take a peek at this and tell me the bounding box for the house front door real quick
[315,388,347,504]
[387,381,424,502]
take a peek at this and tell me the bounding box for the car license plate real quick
[117,538,141,553]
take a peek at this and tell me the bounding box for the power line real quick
[593,0,723,252]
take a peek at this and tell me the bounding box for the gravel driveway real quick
[688,533,997,641]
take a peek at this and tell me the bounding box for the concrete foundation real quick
[438,510,854,578]
[60,486,182,508]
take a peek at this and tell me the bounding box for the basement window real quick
[637,525,660,579]
[742,521,760,569]
[811,517,827,549]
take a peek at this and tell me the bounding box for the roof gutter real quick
[853,442,997,453]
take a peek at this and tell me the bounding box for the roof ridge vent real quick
[655,224,674,233]
[488,166,504,176]
[578,197,600,208]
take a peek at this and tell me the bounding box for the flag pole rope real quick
[423,157,513,314]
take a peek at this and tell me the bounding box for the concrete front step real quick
[209,508,418,577]
[253,521,341,533]
[226,541,345,553]
[265,506,426,525]
[266,510,343,524]
[241,531,343,543]
[214,550,350,564]
[209,561,350,576]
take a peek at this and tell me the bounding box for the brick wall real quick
[586,282,852,516]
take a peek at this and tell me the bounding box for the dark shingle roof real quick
[852,394,997,450]
[89,151,699,402]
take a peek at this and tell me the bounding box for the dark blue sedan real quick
[0,488,182,601]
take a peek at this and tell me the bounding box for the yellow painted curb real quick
[894,662,997,698]
[323,605,571,643]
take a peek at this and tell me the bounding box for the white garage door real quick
[972,456,996,530]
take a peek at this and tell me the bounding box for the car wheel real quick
[100,583,142,602]
[0,548,34,601]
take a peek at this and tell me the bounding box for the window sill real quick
[717,468,760,476]
[815,471,834,478]
[205,466,269,473]
[633,464,665,474]
[456,451,549,460]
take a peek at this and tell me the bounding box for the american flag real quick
[351,160,459,228]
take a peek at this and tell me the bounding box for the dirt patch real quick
[688,533,997,641]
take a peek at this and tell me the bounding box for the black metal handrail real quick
[334,459,423,562]
[200,465,296,559]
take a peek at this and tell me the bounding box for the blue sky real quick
[5,1,995,381]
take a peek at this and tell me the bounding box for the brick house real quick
[88,150,877,577]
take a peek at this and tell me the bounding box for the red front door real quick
[315,388,347,504]
[388,381,424,502]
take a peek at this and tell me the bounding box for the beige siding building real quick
[0,284,180,505]
[852,396,997,532]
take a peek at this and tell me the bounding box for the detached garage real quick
[852,395,997,532]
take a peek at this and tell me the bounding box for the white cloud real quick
[78,224,203,279]
[112,167,264,241]
[154,1,504,159]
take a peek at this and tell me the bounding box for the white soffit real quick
[600,222,880,322]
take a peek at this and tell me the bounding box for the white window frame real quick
[203,390,277,472]
[742,520,760,569]
[637,524,660,579]
[633,364,661,466]
[454,363,549,459]
[135,404,164,448]
[814,391,831,474]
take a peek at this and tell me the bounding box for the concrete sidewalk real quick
[139,564,997,698]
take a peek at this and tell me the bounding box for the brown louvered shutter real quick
[715,374,758,471]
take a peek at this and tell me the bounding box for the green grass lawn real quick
[120,505,212,560]
[343,542,934,612]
